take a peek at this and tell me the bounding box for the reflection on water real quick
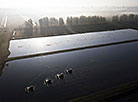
[9,29,138,58]
[1,41,138,102]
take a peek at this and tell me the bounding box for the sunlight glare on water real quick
[9,29,138,58]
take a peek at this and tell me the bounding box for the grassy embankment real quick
[0,31,11,76]
[69,80,138,102]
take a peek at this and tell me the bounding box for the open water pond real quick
[1,29,138,102]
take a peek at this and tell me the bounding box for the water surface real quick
[9,29,138,58]
[1,41,138,102]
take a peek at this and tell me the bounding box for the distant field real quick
[0,31,11,65]
[0,31,9,47]
[0,32,6,46]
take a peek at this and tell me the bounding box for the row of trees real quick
[39,15,107,28]
[24,19,39,36]
[112,14,138,23]
[23,14,138,36]
[39,17,63,27]
[24,19,33,35]
[66,16,106,25]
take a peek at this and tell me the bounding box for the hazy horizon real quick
[0,0,138,19]
[0,0,138,27]
[0,0,138,8]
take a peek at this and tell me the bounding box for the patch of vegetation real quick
[0,31,11,65]
[0,32,6,46]
[0,31,11,77]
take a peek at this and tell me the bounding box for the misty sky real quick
[0,0,138,8]
[0,0,138,25]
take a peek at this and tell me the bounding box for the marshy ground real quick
[0,31,11,76]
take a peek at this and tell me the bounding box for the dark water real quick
[1,41,138,102]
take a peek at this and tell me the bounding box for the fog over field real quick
[0,6,138,27]
[0,0,138,27]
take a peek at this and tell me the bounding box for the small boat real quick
[55,73,64,79]
[65,68,72,74]
[25,85,35,93]
[44,79,52,85]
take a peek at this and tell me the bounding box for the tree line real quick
[22,14,138,37]
[39,15,106,27]
[112,14,138,23]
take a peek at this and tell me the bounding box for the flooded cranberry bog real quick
[1,29,138,102]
